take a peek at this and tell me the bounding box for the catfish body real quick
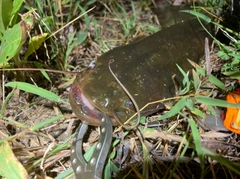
[69,10,212,126]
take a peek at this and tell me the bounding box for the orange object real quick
[224,84,240,134]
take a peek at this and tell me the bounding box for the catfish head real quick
[69,62,136,126]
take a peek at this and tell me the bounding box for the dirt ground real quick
[1,0,240,178]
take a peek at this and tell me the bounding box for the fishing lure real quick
[224,81,240,134]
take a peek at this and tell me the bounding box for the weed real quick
[1,0,240,178]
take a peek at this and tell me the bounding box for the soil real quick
[1,0,240,178]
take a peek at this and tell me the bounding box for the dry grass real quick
[0,0,240,179]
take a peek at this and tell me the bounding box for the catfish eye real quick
[125,100,133,109]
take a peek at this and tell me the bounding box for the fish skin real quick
[69,8,212,126]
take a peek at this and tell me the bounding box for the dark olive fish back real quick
[70,17,212,126]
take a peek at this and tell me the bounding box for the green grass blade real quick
[26,135,73,171]
[3,116,28,129]
[180,10,212,23]
[195,95,240,108]
[188,119,205,178]
[5,82,64,103]
[168,134,191,179]
[0,88,15,116]
[110,160,122,179]
[104,159,112,179]
[34,61,51,82]
[142,141,150,178]
[55,169,74,179]
[30,115,63,131]
[202,148,240,175]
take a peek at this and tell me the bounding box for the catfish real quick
[69,4,212,127]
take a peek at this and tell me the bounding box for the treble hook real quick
[108,59,140,130]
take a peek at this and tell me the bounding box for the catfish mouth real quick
[69,84,117,126]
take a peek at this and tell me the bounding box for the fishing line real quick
[108,59,140,130]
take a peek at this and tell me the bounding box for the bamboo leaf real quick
[208,75,225,90]
[158,97,186,120]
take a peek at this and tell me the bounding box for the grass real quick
[0,0,240,178]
